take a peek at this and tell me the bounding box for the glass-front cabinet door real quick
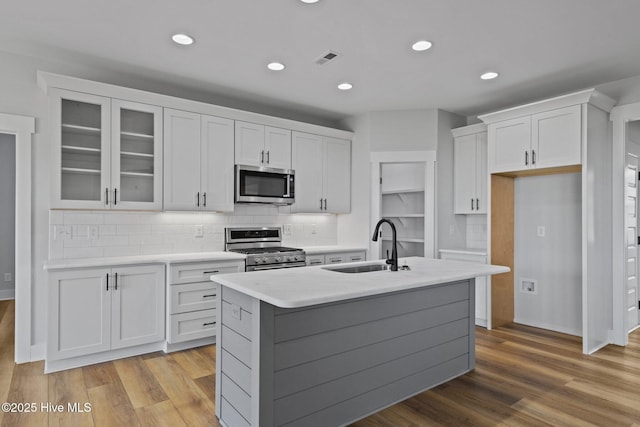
[52,89,110,209]
[51,90,163,210]
[111,100,163,210]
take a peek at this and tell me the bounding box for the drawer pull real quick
[203,270,220,274]
[202,294,216,298]
[203,321,217,327]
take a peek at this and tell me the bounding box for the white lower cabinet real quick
[439,251,488,327]
[305,251,366,266]
[167,260,244,345]
[48,264,165,361]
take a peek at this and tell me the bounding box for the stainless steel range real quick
[225,227,306,271]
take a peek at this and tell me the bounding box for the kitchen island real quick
[212,257,509,427]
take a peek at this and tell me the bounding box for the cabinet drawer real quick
[169,309,217,344]
[170,261,243,284]
[346,252,366,262]
[325,254,347,264]
[305,255,325,266]
[170,282,218,314]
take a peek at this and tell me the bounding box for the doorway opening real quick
[625,121,640,333]
[0,133,16,300]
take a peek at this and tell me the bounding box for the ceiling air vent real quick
[315,51,341,65]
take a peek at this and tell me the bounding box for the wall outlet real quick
[283,224,292,236]
[54,225,72,241]
[88,226,99,240]
[520,278,538,295]
[311,224,317,235]
[3,273,11,282]
[536,226,546,237]
[195,225,204,238]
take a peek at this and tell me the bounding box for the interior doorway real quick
[626,121,640,333]
[0,113,35,364]
[0,133,16,300]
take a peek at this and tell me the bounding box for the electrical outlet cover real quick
[195,225,204,238]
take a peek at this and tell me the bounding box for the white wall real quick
[435,110,467,250]
[368,110,438,152]
[0,133,16,298]
[514,173,582,336]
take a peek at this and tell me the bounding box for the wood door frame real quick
[0,113,35,364]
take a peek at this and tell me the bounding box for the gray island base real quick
[212,257,509,427]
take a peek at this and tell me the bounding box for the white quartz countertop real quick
[212,256,509,308]
[302,245,368,255]
[44,251,246,270]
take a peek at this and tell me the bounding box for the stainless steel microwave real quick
[235,165,295,205]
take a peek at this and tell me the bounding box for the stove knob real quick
[275,257,282,263]
[294,255,300,261]
[255,257,264,264]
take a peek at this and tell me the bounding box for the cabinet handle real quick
[196,192,200,207]
[202,294,216,298]
[532,149,536,165]
[320,198,323,209]
[105,188,109,205]
[471,198,474,211]
[525,151,529,166]
[114,272,118,290]
[261,150,265,164]
[113,188,117,205]
[310,260,322,265]
[203,321,217,327]
[266,150,270,164]
[476,198,480,210]
[203,192,207,207]
[323,198,327,210]
[106,273,109,291]
[203,270,219,274]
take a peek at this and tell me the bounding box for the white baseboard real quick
[30,344,46,362]
[163,336,216,353]
[513,317,582,337]
[0,289,15,300]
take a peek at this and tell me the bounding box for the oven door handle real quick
[247,262,306,271]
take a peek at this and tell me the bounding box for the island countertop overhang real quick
[211,256,509,309]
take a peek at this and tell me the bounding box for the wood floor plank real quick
[87,382,141,427]
[48,367,94,427]
[144,355,219,427]
[82,361,120,390]
[135,400,188,427]
[171,349,214,379]
[113,356,168,408]
[193,374,216,402]
[2,362,48,427]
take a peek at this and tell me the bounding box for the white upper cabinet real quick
[292,132,351,213]
[164,108,234,212]
[51,89,162,210]
[532,105,582,169]
[486,103,582,174]
[453,124,487,214]
[235,121,292,169]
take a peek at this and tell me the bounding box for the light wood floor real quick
[1,299,639,426]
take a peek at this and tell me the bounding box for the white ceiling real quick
[2,0,640,124]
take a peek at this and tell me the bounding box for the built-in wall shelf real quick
[61,167,101,175]
[381,213,424,218]
[61,123,101,135]
[120,131,154,140]
[381,187,424,195]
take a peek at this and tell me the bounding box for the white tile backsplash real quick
[49,209,338,259]
[466,215,487,249]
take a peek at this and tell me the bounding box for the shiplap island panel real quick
[212,257,508,426]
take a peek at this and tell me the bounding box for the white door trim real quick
[0,113,35,363]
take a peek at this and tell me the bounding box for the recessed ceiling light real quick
[267,62,286,71]
[480,71,499,80]
[411,40,433,52]
[337,82,353,91]
[300,0,320,3]
[172,33,194,46]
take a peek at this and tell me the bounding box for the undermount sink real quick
[322,263,389,273]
